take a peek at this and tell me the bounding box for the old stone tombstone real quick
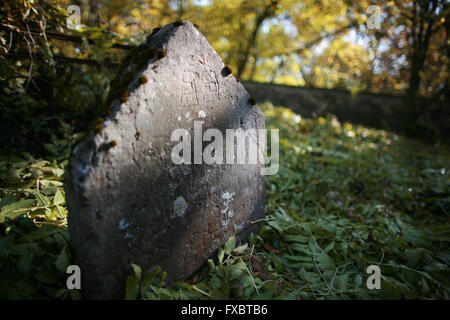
[65,20,265,299]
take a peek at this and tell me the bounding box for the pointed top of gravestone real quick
[65,20,265,299]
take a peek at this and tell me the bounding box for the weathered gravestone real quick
[65,21,265,299]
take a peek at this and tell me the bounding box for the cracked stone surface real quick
[65,21,265,299]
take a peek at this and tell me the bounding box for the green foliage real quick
[0,0,131,154]
[1,104,449,299]
[0,119,82,299]
[0,154,70,299]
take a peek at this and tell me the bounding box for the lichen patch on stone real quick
[118,218,130,230]
[172,196,188,218]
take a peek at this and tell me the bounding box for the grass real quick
[0,103,449,299]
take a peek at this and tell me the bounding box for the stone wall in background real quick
[243,81,449,143]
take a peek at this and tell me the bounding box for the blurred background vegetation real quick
[0,0,449,154]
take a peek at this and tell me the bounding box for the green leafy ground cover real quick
[0,103,449,300]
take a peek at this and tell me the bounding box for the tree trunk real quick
[236,1,278,79]
[88,0,102,27]
[403,0,437,136]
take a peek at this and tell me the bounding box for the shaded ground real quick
[0,103,449,299]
